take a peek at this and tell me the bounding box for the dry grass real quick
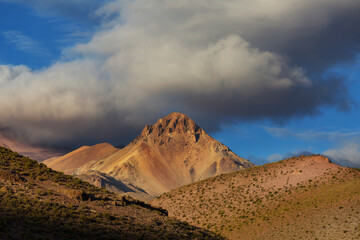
[0,146,223,240]
[153,155,360,239]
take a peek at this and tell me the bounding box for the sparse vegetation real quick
[0,146,223,239]
[153,155,360,239]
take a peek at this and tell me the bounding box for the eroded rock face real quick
[45,113,254,197]
[140,112,203,139]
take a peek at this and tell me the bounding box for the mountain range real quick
[44,112,254,199]
[0,146,222,239]
[1,112,359,239]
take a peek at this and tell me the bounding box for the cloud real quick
[324,143,360,168]
[266,153,283,162]
[264,126,360,167]
[0,128,67,161]
[0,64,31,84]
[3,31,49,57]
[264,127,360,142]
[0,0,360,148]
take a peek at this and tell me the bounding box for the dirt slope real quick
[152,155,360,239]
[0,146,223,239]
[43,143,119,175]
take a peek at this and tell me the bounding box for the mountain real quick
[0,130,65,161]
[0,146,223,239]
[152,155,360,239]
[45,112,254,198]
[43,143,119,175]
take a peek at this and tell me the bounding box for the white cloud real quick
[0,0,359,146]
[0,65,31,84]
[324,142,360,167]
[267,153,283,162]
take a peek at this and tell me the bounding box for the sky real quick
[0,0,359,167]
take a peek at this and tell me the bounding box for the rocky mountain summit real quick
[45,112,254,199]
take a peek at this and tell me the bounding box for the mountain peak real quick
[140,112,202,139]
[165,112,188,119]
[45,112,254,197]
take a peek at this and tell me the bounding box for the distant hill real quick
[152,155,360,239]
[0,130,65,161]
[45,112,254,198]
[0,146,223,239]
[43,143,119,175]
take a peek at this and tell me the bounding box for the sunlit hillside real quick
[0,146,222,240]
[153,155,360,239]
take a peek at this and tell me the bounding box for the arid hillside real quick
[152,155,360,240]
[0,146,223,239]
[46,112,254,197]
[43,143,119,175]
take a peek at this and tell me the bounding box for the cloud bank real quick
[324,143,360,168]
[1,0,360,148]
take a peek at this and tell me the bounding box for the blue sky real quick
[214,60,360,165]
[0,0,360,167]
[0,1,98,68]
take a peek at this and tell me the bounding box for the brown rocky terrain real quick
[45,112,254,198]
[43,143,119,175]
[0,146,223,239]
[152,155,360,239]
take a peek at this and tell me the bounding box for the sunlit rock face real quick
[45,113,254,197]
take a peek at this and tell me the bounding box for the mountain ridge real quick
[45,112,254,198]
[0,146,223,239]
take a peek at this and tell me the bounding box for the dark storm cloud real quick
[0,0,360,149]
[177,77,347,124]
[245,7,360,73]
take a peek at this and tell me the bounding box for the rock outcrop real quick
[45,112,254,198]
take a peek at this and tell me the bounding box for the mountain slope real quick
[46,112,254,197]
[0,146,223,239]
[43,143,119,174]
[152,155,360,239]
